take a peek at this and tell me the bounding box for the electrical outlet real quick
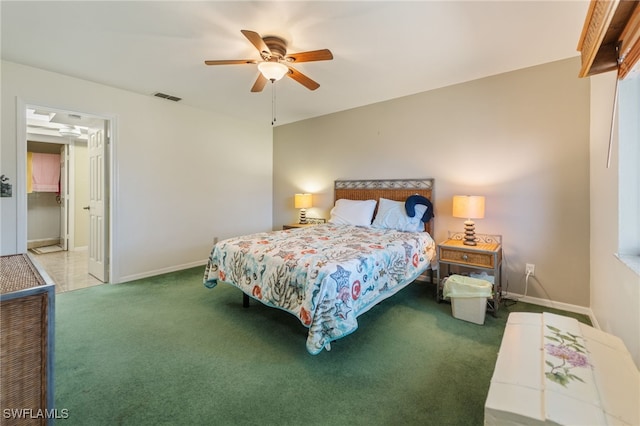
[526,263,535,276]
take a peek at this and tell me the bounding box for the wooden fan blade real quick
[285,49,333,63]
[241,29,271,59]
[251,73,268,92]
[204,59,257,66]
[286,66,320,90]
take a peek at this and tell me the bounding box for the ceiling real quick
[1,1,590,127]
[25,108,106,142]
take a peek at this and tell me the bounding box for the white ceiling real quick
[25,108,105,142]
[1,1,590,126]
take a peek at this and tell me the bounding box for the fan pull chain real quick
[271,80,277,126]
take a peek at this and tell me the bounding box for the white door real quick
[59,145,69,250]
[88,125,108,282]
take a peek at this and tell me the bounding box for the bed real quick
[203,178,437,354]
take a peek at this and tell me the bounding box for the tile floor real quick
[29,247,103,293]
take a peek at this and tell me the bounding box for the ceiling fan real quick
[204,30,333,92]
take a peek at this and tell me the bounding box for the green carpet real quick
[54,267,590,425]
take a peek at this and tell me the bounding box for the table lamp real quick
[294,193,312,224]
[452,195,485,246]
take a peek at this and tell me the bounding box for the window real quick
[617,71,640,273]
[578,0,640,274]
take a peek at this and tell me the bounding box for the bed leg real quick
[243,293,250,308]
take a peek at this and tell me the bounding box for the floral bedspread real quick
[203,223,437,354]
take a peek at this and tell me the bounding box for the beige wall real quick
[274,57,590,307]
[26,192,60,243]
[589,72,640,367]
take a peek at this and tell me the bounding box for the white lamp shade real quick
[294,193,312,209]
[452,195,485,219]
[258,61,289,81]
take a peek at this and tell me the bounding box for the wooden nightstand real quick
[437,233,503,315]
[282,223,317,230]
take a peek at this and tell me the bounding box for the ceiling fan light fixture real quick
[258,61,288,81]
[58,126,81,139]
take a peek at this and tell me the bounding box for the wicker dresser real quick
[1,254,55,425]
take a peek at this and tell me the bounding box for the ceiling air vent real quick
[153,92,182,102]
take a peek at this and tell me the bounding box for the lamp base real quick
[462,220,477,246]
[299,209,308,225]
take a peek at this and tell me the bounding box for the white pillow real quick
[329,199,377,227]
[372,198,427,232]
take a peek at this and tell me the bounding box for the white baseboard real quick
[502,292,598,329]
[117,259,208,284]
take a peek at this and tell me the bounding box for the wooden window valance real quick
[578,0,640,79]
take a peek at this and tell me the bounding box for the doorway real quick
[20,104,111,284]
[26,140,71,251]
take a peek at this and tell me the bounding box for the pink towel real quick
[31,153,60,192]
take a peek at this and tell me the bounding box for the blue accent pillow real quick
[372,198,427,232]
[405,195,434,223]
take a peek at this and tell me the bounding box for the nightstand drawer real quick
[440,247,495,268]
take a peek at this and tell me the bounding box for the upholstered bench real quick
[484,312,639,425]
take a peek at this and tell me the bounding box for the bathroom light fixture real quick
[294,193,313,224]
[452,195,485,246]
[58,126,81,139]
[258,61,289,81]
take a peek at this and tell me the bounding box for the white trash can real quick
[443,274,493,325]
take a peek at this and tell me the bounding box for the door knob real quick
[83,206,90,210]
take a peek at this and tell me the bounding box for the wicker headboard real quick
[334,178,435,235]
